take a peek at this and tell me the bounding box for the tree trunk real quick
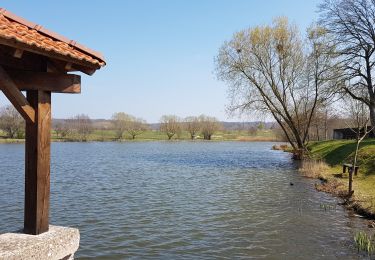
[324,110,328,140]
[370,102,375,135]
[349,136,360,197]
[348,169,353,196]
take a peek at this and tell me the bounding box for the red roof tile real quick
[0,8,106,68]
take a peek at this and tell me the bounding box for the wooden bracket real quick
[0,65,35,123]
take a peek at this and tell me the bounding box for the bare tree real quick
[319,0,375,134]
[215,18,339,158]
[0,105,24,138]
[160,115,181,140]
[184,116,201,139]
[70,114,93,141]
[248,126,258,136]
[308,103,335,141]
[199,115,221,140]
[54,121,70,139]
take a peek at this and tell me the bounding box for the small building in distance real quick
[333,127,374,139]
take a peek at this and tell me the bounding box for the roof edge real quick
[0,8,106,65]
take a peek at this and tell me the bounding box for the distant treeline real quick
[0,105,357,142]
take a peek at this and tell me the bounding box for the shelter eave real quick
[0,39,101,74]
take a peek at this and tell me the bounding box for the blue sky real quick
[1,0,320,123]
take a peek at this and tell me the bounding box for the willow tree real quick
[199,115,221,140]
[112,112,148,140]
[125,116,148,139]
[215,18,339,158]
[160,115,181,140]
[112,112,129,139]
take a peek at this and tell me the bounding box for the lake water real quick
[0,142,370,259]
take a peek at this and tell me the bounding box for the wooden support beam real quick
[0,66,35,123]
[24,90,51,235]
[5,69,81,94]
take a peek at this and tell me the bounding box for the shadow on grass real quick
[324,139,375,166]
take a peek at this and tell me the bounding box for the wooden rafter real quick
[0,38,100,72]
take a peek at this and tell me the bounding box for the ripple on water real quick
[0,142,370,259]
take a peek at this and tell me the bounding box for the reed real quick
[354,231,375,255]
[299,160,330,179]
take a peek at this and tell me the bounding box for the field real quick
[0,129,279,142]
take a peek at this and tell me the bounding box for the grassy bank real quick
[0,129,279,143]
[306,139,375,215]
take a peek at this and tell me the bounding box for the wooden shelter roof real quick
[0,8,107,235]
[0,8,106,72]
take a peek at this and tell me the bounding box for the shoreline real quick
[0,138,283,144]
[273,141,375,222]
[315,174,375,221]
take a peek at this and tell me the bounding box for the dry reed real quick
[299,159,330,179]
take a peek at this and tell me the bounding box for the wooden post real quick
[24,90,51,235]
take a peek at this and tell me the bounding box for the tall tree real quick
[319,0,375,133]
[215,18,338,158]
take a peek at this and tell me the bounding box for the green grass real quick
[3,129,279,143]
[308,139,375,171]
[308,138,375,214]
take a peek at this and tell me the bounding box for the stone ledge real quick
[0,225,80,260]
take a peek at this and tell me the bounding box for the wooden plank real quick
[5,69,81,94]
[24,90,51,235]
[0,66,35,123]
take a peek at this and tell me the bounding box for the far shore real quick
[0,137,282,144]
[0,129,281,143]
